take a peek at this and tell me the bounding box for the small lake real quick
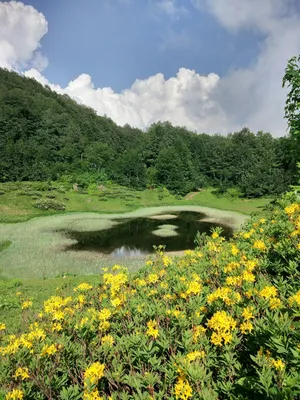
[63,211,233,256]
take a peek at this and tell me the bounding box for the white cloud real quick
[0,1,48,71]
[25,68,227,133]
[3,1,300,136]
[192,0,300,135]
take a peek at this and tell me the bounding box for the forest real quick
[0,67,299,197]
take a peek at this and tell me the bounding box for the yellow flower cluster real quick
[74,283,93,292]
[272,359,285,371]
[21,300,32,310]
[146,320,159,338]
[5,389,24,400]
[101,335,114,346]
[174,374,193,400]
[0,322,6,331]
[289,289,300,306]
[41,344,58,357]
[84,362,105,386]
[259,286,278,299]
[253,240,267,251]
[186,350,205,362]
[207,287,241,306]
[14,367,29,381]
[285,203,300,217]
[185,281,201,296]
[207,311,237,346]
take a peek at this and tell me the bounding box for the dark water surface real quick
[63,211,233,256]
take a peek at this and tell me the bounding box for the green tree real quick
[283,55,300,139]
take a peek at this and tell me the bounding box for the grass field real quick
[0,182,271,331]
[0,182,271,223]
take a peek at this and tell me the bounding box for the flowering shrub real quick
[1,193,300,399]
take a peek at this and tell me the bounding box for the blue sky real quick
[1,0,300,136]
[21,0,262,91]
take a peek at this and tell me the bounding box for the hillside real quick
[0,68,299,197]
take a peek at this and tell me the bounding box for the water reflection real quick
[63,211,233,255]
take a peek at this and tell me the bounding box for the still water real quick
[63,211,233,256]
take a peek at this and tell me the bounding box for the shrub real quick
[225,188,244,199]
[32,199,66,211]
[1,194,300,398]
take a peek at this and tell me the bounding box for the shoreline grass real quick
[0,183,271,224]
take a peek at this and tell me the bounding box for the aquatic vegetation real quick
[0,193,300,398]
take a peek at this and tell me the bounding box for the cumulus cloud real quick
[0,1,48,71]
[3,1,300,136]
[25,67,226,133]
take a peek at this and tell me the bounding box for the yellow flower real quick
[101,335,114,346]
[272,359,285,371]
[285,203,300,216]
[41,344,58,357]
[162,255,172,266]
[253,240,267,251]
[185,281,201,296]
[0,322,6,331]
[5,389,24,400]
[14,367,29,380]
[146,320,159,338]
[186,350,205,362]
[111,297,122,307]
[289,290,300,306]
[208,311,236,346]
[83,389,103,400]
[74,283,93,292]
[147,274,159,284]
[242,271,255,283]
[259,286,277,299]
[160,282,168,289]
[21,300,32,310]
[84,362,105,386]
[269,297,281,310]
[99,321,110,331]
[231,244,239,256]
[240,321,254,334]
[174,375,193,400]
[242,307,254,320]
[99,308,112,321]
[211,232,219,239]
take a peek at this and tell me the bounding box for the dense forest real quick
[0,68,299,197]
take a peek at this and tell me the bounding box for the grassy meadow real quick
[0,181,270,223]
[0,181,270,337]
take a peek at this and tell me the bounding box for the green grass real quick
[184,189,271,214]
[0,182,271,223]
[0,206,248,280]
[0,240,11,252]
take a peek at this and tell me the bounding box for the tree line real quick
[0,67,299,197]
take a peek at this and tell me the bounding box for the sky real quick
[0,0,300,136]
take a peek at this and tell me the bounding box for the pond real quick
[63,211,233,256]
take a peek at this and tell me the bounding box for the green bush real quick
[32,199,66,211]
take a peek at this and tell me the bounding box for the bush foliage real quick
[1,193,300,399]
[32,199,66,211]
